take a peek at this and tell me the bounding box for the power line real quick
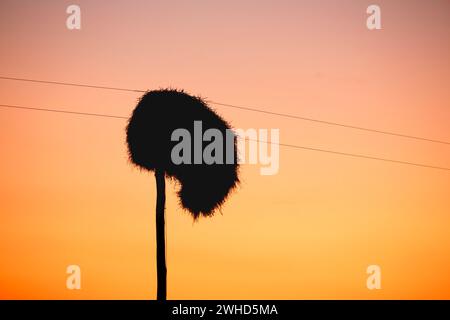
[1,103,449,172]
[210,101,450,146]
[1,76,449,146]
[275,142,450,172]
[0,104,128,119]
[0,76,145,93]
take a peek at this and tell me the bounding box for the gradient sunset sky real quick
[0,0,449,299]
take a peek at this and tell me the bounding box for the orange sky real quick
[0,0,449,299]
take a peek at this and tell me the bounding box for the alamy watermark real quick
[366,5,381,30]
[66,5,81,30]
[171,121,280,176]
[66,264,81,290]
[366,264,381,290]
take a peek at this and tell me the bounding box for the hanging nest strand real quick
[126,89,240,219]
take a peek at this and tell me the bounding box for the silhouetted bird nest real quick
[126,89,239,219]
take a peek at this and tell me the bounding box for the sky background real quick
[0,0,449,299]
